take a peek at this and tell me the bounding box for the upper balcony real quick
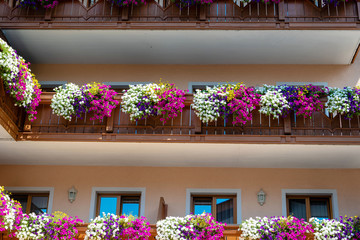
[1,81,359,145]
[0,0,360,30]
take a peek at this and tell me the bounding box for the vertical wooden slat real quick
[278,0,285,20]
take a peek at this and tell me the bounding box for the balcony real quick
[0,0,359,30]
[1,83,359,145]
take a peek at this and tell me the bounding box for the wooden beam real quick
[351,42,360,64]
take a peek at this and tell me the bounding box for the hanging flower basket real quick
[192,83,260,125]
[0,39,41,121]
[121,82,187,124]
[51,82,119,121]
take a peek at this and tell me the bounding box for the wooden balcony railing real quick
[0,79,26,139]
[0,225,315,240]
[0,92,354,144]
[0,0,359,30]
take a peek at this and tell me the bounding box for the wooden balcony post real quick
[357,0,360,20]
[106,114,114,133]
[199,4,207,21]
[24,117,32,132]
[278,0,285,21]
[8,0,15,8]
[284,115,291,135]
[121,6,130,21]
[44,8,53,21]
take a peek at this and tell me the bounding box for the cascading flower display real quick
[310,217,360,240]
[326,87,360,119]
[0,38,41,121]
[0,186,23,238]
[107,0,146,7]
[19,0,59,9]
[121,82,186,123]
[85,213,151,240]
[192,84,260,125]
[79,82,119,121]
[156,213,225,240]
[51,82,118,121]
[240,216,314,240]
[16,211,83,240]
[259,89,290,119]
[51,83,82,121]
[275,84,327,118]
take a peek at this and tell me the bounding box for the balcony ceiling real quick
[3,29,360,65]
[0,138,359,168]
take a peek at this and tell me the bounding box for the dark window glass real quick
[289,199,307,220]
[11,195,28,213]
[11,194,49,215]
[30,196,49,214]
[310,199,329,219]
[216,198,234,224]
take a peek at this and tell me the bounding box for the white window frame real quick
[103,82,150,89]
[39,81,67,89]
[4,187,55,214]
[281,189,339,219]
[89,187,146,221]
[186,188,241,224]
[188,82,239,93]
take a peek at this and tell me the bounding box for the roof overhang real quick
[3,29,360,64]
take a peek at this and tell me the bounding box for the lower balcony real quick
[0,225,314,240]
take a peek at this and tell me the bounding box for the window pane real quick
[216,198,234,224]
[194,197,212,215]
[289,199,307,220]
[99,197,118,215]
[310,199,329,219]
[30,196,49,214]
[121,197,140,217]
[12,195,28,213]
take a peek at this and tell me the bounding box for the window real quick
[282,189,339,221]
[191,195,236,224]
[89,187,146,220]
[186,188,241,224]
[287,195,332,221]
[96,194,141,217]
[11,193,49,215]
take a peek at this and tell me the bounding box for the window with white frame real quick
[89,187,146,220]
[282,189,339,221]
[5,187,54,215]
[186,189,241,224]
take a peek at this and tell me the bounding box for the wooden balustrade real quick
[0,78,25,139]
[0,225,316,239]
[9,92,359,144]
[0,0,359,30]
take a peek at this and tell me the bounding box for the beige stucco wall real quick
[31,56,360,89]
[0,165,359,223]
